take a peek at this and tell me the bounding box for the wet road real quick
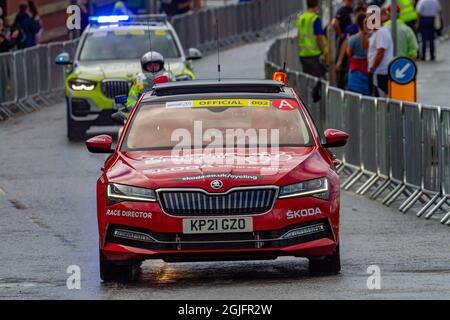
[1,37,450,300]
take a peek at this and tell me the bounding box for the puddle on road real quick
[397,269,450,275]
[9,199,28,210]
[0,278,54,289]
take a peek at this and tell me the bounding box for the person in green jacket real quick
[397,0,418,32]
[384,5,419,59]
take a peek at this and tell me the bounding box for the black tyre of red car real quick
[308,245,341,275]
[99,250,141,282]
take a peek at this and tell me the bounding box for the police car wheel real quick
[308,245,341,275]
[99,250,141,282]
[67,112,88,141]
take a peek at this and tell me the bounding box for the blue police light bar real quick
[89,15,130,24]
[89,14,168,26]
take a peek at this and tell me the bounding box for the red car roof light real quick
[154,75,170,84]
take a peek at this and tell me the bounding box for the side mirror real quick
[323,129,349,148]
[86,135,114,154]
[111,111,127,125]
[186,48,203,60]
[55,52,73,65]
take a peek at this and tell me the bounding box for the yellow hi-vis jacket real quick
[398,0,418,23]
[297,11,322,58]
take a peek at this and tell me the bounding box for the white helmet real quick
[140,51,165,73]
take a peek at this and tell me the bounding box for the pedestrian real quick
[13,2,41,49]
[28,1,43,44]
[332,0,356,39]
[297,0,327,78]
[77,0,90,32]
[416,0,442,61]
[160,0,195,17]
[384,5,419,59]
[113,1,132,15]
[0,16,24,52]
[335,5,367,87]
[396,0,419,32]
[332,0,356,89]
[346,13,370,95]
[0,17,11,53]
[368,8,393,97]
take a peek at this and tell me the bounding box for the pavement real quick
[417,38,450,107]
[0,36,450,300]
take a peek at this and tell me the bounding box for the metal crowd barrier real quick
[172,0,301,54]
[0,0,301,120]
[265,37,450,225]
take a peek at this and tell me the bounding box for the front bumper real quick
[102,238,337,263]
[98,194,339,262]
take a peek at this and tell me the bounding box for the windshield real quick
[122,98,314,151]
[79,29,180,61]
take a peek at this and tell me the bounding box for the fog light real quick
[71,98,90,117]
[280,223,325,240]
[113,229,156,242]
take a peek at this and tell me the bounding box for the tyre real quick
[67,104,89,141]
[308,245,341,275]
[99,250,141,282]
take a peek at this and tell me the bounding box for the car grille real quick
[101,80,131,99]
[158,188,278,216]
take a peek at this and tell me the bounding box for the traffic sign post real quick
[388,57,418,102]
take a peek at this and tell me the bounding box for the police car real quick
[86,76,349,282]
[55,15,202,141]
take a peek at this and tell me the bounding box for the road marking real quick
[0,187,6,197]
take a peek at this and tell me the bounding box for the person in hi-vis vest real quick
[395,0,419,31]
[297,0,327,78]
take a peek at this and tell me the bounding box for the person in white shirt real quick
[368,9,394,97]
[416,0,442,60]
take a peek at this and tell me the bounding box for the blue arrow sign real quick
[389,57,417,85]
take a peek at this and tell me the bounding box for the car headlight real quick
[69,78,96,91]
[279,178,329,200]
[176,74,193,81]
[107,183,156,203]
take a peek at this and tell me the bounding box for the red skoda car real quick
[86,80,349,281]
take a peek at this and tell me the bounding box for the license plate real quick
[183,217,253,234]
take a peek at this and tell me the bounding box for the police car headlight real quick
[279,178,329,200]
[69,79,96,91]
[175,74,192,81]
[107,183,157,203]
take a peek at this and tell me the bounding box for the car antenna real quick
[215,18,221,82]
[282,16,292,73]
[146,18,171,75]
[147,17,153,52]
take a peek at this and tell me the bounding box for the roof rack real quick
[152,80,286,96]
[88,14,168,26]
